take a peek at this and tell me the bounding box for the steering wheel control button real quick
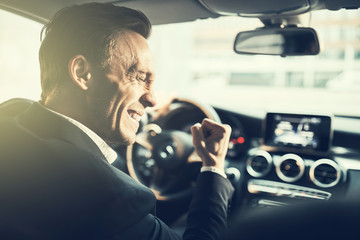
[246,150,273,178]
[158,143,176,160]
[276,153,305,182]
[155,140,179,169]
[150,130,194,170]
[309,159,341,188]
[145,159,155,168]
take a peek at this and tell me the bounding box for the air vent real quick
[310,159,341,188]
[276,154,305,182]
[246,150,272,178]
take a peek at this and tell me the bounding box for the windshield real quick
[149,9,360,117]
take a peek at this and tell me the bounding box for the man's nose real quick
[140,91,157,108]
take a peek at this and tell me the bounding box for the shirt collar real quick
[43,106,118,164]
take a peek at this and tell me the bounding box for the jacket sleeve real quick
[115,172,234,240]
[183,172,235,240]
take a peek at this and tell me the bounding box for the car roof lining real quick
[0,0,358,25]
[0,0,220,25]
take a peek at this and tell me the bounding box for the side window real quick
[0,9,43,102]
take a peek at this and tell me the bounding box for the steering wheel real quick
[126,98,221,202]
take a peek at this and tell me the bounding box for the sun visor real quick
[198,0,311,17]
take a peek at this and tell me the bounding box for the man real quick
[0,3,233,239]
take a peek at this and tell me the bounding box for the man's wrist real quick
[200,166,227,178]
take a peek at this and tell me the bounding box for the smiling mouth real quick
[128,110,142,122]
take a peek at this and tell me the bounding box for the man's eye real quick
[137,74,147,82]
[136,72,150,85]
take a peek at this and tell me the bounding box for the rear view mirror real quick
[234,27,320,56]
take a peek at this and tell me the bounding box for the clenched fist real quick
[191,118,232,171]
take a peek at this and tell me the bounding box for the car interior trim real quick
[275,153,305,183]
[246,149,273,178]
[248,179,332,200]
[309,159,342,188]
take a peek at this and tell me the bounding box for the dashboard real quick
[215,106,360,214]
[123,99,360,223]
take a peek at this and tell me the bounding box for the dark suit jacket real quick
[0,98,234,239]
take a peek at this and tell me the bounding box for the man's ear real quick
[68,55,91,90]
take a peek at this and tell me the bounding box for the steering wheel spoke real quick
[135,131,153,151]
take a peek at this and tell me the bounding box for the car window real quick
[149,9,360,117]
[0,9,42,102]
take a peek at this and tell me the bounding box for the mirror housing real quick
[234,27,320,56]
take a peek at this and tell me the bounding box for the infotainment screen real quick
[264,113,332,152]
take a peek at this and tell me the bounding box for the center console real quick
[243,112,346,209]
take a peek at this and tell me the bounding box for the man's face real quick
[86,31,156,145]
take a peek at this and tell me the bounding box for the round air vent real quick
[276,153,305,182]
[309,159,341,188]
[246,150,272,178]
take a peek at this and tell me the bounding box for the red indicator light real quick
[237,137,245,144]
[230,139,237,144]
